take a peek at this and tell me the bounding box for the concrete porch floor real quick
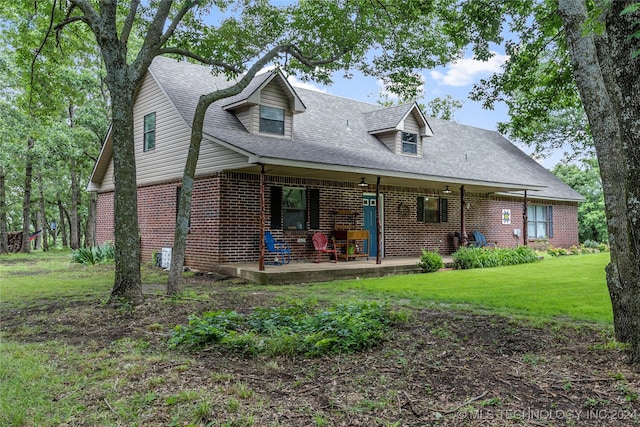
[211,256,454,285]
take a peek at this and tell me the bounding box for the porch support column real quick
[376,176,381,264]
[259,164,265,271]
[522,190,528,246]
[460,185,467,247]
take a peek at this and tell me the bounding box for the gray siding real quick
[400,113,423,157]
[235,105,252,133]
[98,72,249,191]
[377,131,397,153]
[255,80,294,138]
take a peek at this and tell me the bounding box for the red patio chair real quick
[312,232,337,263]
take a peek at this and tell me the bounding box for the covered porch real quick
[213,255,454,285]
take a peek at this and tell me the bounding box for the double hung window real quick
[401,132,418,155]
[259,106,285,135]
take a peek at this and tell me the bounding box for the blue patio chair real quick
[264,231,292,265]
[470,230,497,248]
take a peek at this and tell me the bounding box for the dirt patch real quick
[2,278,639,426]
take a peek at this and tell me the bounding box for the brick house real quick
[88,57,583,271]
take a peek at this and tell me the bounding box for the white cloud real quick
[429,52,508,87]
[289,76,327,93]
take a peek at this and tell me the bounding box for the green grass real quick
[0,250,613,426]
[269,252,612,324]
[0,250,114,305]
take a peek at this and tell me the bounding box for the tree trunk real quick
[107,91,143,305]
[57,196,68,248]
[167,100,208,295]
[0,165,8,254]
[69,158,80,249]
[85,191,97,248]
[20,137,34,253]
[558,0,640,367]
[37,171,48,251]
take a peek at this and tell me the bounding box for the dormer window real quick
[260,106,285,135]
[401,132,418,155]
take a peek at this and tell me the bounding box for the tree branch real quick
[156,47,243,74]
[120,0,141,45]
[158,0,200,47]
[31,0,58,111]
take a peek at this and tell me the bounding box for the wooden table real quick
[333,229,369,261]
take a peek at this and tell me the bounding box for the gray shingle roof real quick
[149,56,583,202]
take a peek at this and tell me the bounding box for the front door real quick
[363,193,383,257]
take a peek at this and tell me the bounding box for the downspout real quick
[376,176,381,264]
[259,164,265,271]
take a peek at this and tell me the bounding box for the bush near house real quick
[452,246,539,270]
[418,249,445,273]
[547,241,610,257]
[70,242,115,265]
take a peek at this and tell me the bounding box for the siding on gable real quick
[100,154,116,190]
[254,81,294,138]
[96,71,249,192]
[400,113,423,157]
[376,131,398,153]
[234,105,252,133]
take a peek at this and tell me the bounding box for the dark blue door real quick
[363,194,378,257]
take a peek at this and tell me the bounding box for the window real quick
[401,132,418,154]
[143,112,156,151]
[270,187,320,230]
[282,188,306,229]
[527,205,547,239]
[259,106,285,135]
[417,196,448,223]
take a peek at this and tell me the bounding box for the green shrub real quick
[417,249,444,273]
[169,301,399,357]
[70,242,115,265]
[453,246,538,269]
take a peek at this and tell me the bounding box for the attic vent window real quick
[401,132,417,154]
[260,106,284,135]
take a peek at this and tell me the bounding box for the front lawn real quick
[2,250,629,427]
[298,252,612,324]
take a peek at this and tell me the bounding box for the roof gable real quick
[222,70,306,114]
[364,103,433,136]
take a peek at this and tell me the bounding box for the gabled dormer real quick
[364,103,433,157]
[222,70,306,138]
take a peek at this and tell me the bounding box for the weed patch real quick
[169,300,401,357]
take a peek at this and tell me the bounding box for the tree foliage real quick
[552,159,607,243]
[0,2,108,253]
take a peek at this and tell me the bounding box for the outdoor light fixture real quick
[443,185,452,194]
[358,177,368,187]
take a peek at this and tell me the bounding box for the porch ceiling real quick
[233,161,545,195]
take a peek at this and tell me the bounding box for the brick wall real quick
[94,173,579,271]
[96,191,115,245]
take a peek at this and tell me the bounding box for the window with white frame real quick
[527,205,547,239]
[259,106,285,135]
[143,112,156,151]
[401,132,418,154]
